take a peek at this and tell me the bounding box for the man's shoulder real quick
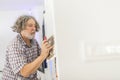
[7,35,23,48]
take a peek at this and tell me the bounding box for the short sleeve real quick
[8,46,27,74]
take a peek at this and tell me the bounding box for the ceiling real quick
[0,0,44,11]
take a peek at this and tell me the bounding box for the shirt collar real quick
[17,33,27,46]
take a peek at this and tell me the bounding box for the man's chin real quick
[27,35,35,39]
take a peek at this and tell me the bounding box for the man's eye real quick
[29,25,33,27]
[28,24,36,27]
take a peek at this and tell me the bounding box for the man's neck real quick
[20,33,31,47]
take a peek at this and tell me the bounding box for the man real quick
[2,15,53,80]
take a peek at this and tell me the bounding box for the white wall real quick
[53,0,120,80]
[44,0,58,80]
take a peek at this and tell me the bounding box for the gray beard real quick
[27,34,35,39]
[24,32,35,39]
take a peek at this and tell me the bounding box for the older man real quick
[2,15,53,80]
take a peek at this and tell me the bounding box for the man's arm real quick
[20,40,53,77]
[20,53,46,77]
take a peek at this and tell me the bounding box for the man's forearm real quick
[20,53,47,77]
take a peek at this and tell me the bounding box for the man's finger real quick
[42,40,48,44]
[48,45,54,50]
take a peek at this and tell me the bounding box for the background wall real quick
[53,0,120,80]
[43,0,58,80]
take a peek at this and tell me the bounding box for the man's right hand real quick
[40,40,54,58]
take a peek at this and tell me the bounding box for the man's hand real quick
[41,40,53,58]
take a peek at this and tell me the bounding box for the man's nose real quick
[32,26,36,31]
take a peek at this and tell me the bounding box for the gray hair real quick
[12,15,40,33]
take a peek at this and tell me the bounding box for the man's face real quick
[22,18,36,39]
